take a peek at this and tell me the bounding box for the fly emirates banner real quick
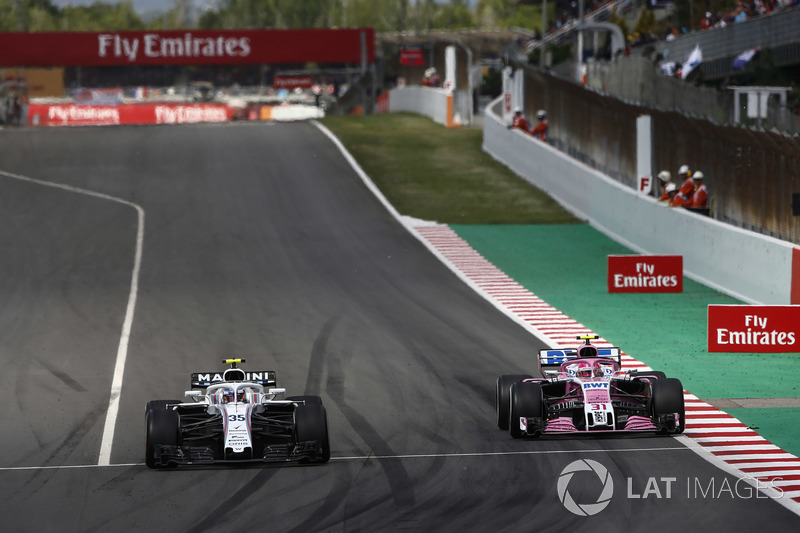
[708,305,800,353]
[0,28,375,67]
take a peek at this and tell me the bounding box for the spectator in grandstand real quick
[733,4,749,22]
[531,110,548,141]
[508,107,532,134]
[690,171,709,208]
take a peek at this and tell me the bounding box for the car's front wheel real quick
[651,378,685,434]
[145,408,181,469]
[509,381,544,439]
[496,374,532,430]
[294,404,330,463]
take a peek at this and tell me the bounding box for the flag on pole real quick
[733,48,759,70]
[680,45,702,80]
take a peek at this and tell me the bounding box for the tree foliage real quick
[3,0,146,31]
[633,5,656,36]
[433,0,476,29]
[3,0,554,33]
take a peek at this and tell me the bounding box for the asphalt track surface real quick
[0,122,798,532]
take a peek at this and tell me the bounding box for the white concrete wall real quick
[483,96,795,305]
[270,104,324,121]
[389,86,450,127]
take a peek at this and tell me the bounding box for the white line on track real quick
[0,446,692,471]
[328,446,693,461]
[0,170,144,467]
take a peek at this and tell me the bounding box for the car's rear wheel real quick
[145,409,181,469]
[294,404,330,463]
[651,378,685,434]
[509,382,544,439]
[496,374,532,430]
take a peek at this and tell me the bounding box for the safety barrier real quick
[482,96,798,305]
[384,86,461,127]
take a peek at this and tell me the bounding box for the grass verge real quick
[320,113,578,224]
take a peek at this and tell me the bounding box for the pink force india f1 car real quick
[145,359,330,468]
[496,336,685,438]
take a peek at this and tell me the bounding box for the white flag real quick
[681,45,702,80]
[733,48,758,70]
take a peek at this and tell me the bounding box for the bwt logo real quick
[582,382,609,389]
[557,459,614,516]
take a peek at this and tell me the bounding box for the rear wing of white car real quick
[538,348,622,374]
[191,370,277,388]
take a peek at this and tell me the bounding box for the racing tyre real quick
[294,404,330,464]
[145,399,182,415]
[287,395,323,406]
[651,378,685,434]
[509,382,544,439]
[145,409,181,469]
[496,374,532,430]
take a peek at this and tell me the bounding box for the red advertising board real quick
[0,28,374,67]
[28,103,233,127]
[708,305,800,353]
[607,255,683,293]
[400,48,424,66]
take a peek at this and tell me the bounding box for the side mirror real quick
[268,388,286,397]
[185,390,202,398]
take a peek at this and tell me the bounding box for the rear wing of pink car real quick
[538,348,622,375]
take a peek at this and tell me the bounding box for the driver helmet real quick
[222,388,234,403]
[566,362,593,378]
[237,389,248,403]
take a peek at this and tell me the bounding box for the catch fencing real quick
[518,65,800,244]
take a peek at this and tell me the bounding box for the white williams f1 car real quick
[496,336,685,438]
[145,359,330,468]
